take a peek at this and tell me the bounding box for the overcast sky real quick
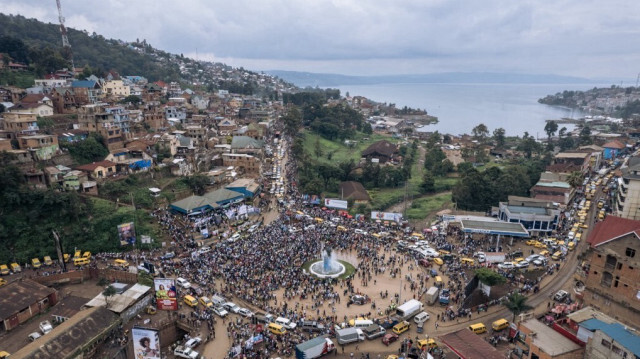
[4,0,640,80]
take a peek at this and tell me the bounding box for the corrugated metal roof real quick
[580,319,640,356]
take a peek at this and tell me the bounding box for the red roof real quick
[587,215,640,248]
[602,140,625,149]
[440,329,503,359]
[76,160,117,172]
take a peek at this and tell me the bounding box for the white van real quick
[414,312,430,325]
[352,319,374,328]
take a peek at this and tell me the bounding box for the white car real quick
[237,308,254,317]
[248,224,260,233]
[213,306,228,317]
[223,302,240,313]
[354,229,368,235]
[330,217,341,223]
[554,290,569,302]
[174,346,199,359]
[275,317,297,329]
[497,262,516,270]
[185,336,202,348]
[228,233,241,242]
[39,320,53,335]
[28,332,42,341]
[198,246,211,254]
[515,260,530,269]
[176,277,191,289]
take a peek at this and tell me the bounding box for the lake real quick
[335,82,607,137]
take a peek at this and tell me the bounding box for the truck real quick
[395,299,424,320]
[425,286,440,306]
[484,252,506,264]
[335,327,365,345]
[438,288,450,305]
[295,336,336,359]
[362,324,386,339]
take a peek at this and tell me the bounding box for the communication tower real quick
[56,0,75,71]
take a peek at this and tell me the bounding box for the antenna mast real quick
[56,0,75,71]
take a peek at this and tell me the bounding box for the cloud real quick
[3,0,640,78]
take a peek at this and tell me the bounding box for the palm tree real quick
[504,293,533,323]
[566,171,584,189]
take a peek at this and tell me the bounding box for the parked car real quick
[516,260,529,269]
[213,306,228,318]
[223,302,240,313]
[176,277,191,289]
[39,320,53,335]
[382,333,399,346]
[300,320,325,332]
[174,345,199,359]
[238,308,254,317]
[497,262,515,270]
[185,336,202,348]
[554,290,569,302]
[28,332,42,341]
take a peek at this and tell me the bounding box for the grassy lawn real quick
[302,131,399,164]
[405,192,453,220]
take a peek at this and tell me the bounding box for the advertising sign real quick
[324,198,348,209]
[371,211,403,222]
[132,327,160,359]
[117,222,136,246]
[154,278,178,311]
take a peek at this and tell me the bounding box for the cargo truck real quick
[295,336,336,359]
[425,287,439,306]
[335,327,365,345]
[395,299,424,320]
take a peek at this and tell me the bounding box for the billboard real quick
[132,327,160,359]
[154,278,178,310]
[371,211,403,222]
[324,198,348,209]
[117,222,136,246]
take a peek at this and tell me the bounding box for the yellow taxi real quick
[417,338,438,350]
[337,225,347,232]
[526,239,538,246]
[580,223,588,229]
[539,250,550,257]
[0,264,9,275]
[568,242,575,251]
[534,242,547,249]
[513,257,525,263]
[432,257,444,266]
[392,321,411,335]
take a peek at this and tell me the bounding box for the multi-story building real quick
[615,157,640,220]
[1,112,39,136]
[497,196,561,234]
[18,134,59,160]
[77,104,130,150]
[222,153,261,178]
[516,319,584,359]
[584,215,640,327]
[102,79,130,98]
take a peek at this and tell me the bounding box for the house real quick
[217,119,237,135]
[143,110,167,131]
[439,328,504,359]
[583,215,640,327]
[581,318,640,359]
[63,170,88,191]
[102,79,130,98]
[602,140,626,160]
[339,181,371,204]
[105,149,153,173]
[552,151,593,174]
[71,80,101,104]
[6,102,54,117]
[185,125,207,144]
[75,160,117,179]
[0,279,59,331]
[1,112,39,136]
[191,94,210,110]
[361,140,398,163]
[516,319,584,359]
[18,134,60,160]
[530,180,573,205]
[165,105,187,124]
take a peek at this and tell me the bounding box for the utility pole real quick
[52,230,67,273]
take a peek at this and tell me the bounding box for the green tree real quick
[419,172,435,194]
[313,137,323,158]
[579,126,592,145]
[182,174,210,195]
[504,292,533,323]
[566,171,584,188]
[102,285,117,308]
[517,132,541,159]
[544,120,558,141]
[475,268,507,286]
[472,123,489,143]
[120,95,142,105]
[61,133,109,165]
[493,128,506,148]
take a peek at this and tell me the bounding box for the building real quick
[615,157,640,220]
[0,279,59,331]
[517,319,584,359]
[222,153,261,177]
[102,79,130,98]
[105,149,153,173]
[7,102,54,117]
[439,328,503,359]
[77,104,130,150]
[230,135,264,156]
[18,134,59,160]
[584,215,640,327]
[75,160,117,179]
[226,178,260,198]
[497,196,560,234]
[11,306,120,359]
[582,318,640,359]
[530,180,573,205]
[339,181,371,204]
[1,112,39,136]
[361,140,398,163]
[602,140,626,160]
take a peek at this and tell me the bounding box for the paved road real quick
[436,187,600,334]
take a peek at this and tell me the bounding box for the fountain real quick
[309,245,346,278]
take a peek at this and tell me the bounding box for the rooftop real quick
[505,205,549,215]
[440,328,503,359]
[85,283,151,313]
[587,215,640,248]
[460,219,529,237]
[0,279,57,319]
[580,319,640,356]
[521,319,582,356]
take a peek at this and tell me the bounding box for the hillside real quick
[0,13,295,94]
